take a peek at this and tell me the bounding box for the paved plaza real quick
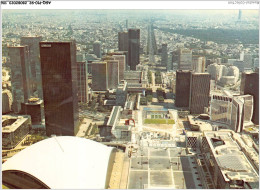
[127,139,202,189]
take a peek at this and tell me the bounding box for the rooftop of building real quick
[40,41,75,44]
[124,71,142,79]
[2,115,31,133]
[180,48,192,53]
[107,106,121,128]
[203,130,259,183]
[192,72,210,75]
[7,45,27,48]
[89,61,107,64]
[24,97,43,105]
[176,70,192,73]
[124,101,134,110]
[143,107,168,112]
[117,81,127,91]
[114,121,131,130]
[21,36,42,38]
[188,115,213,131]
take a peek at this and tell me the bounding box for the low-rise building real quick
[21,98,44,125]
[187,115,213,131]
[2,115,31,149]
[116,80,127,107]
[107,106,132,141]
[2,90,12,114]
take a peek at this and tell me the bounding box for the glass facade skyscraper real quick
[128,29,140,70]
[40,41,79,136]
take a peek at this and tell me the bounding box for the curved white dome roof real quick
[2,136,115,189]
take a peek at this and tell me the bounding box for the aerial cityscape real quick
[1,9,259,189]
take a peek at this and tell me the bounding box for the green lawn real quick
[144,119,175,124]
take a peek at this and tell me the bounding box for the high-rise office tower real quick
[77,62,89,103]
[161,44,168,66]
[126,19,128,29]
[8,46,31,113]
[254,58,259,68]
[90,62,108,91]
[106,60,119,89]
[128,29,140,70]
[240,72,259,124]
[40,41,79,136]
[231,95,253,132]
[210,94,253,132]
[115,51,129,68]
[189,73,210,114]
[93,41,102,58]
[172,50,179,64]
[240,51,244,61]
[112,54,125,81]
[20,36,43,98]
[118,32,128,51]
[109,51,128,71]
[216,58,222,64]
[192,56,205,73]
[172,50,179,70]
[210,95,233,124]
[116,80,127,107]
[178,49,192,70]
[167,54,173,71]
[244,53,253,68]
[175,70,192,107]
[233,60,245,72]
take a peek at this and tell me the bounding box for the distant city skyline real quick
[2,4,259,190]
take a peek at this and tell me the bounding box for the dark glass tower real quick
[175,70,192,107]
[8,46,31,113]
[128,29,140,70]
[161,44,168,66]
[77,62,89,103]
[40,41,79,136]
[189,73,210,114]
[20,36,43,98]
[118,32,128,52]
[240,72,259,124]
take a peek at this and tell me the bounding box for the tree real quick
[147,70,152,83]
[147,95,153,102]
[97,105,106,112]
[90,99,97,112]
[158,96,164,102]
[140,97,147,105]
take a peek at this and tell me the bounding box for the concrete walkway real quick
[119,156,130,189]
[76,118,92,137]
